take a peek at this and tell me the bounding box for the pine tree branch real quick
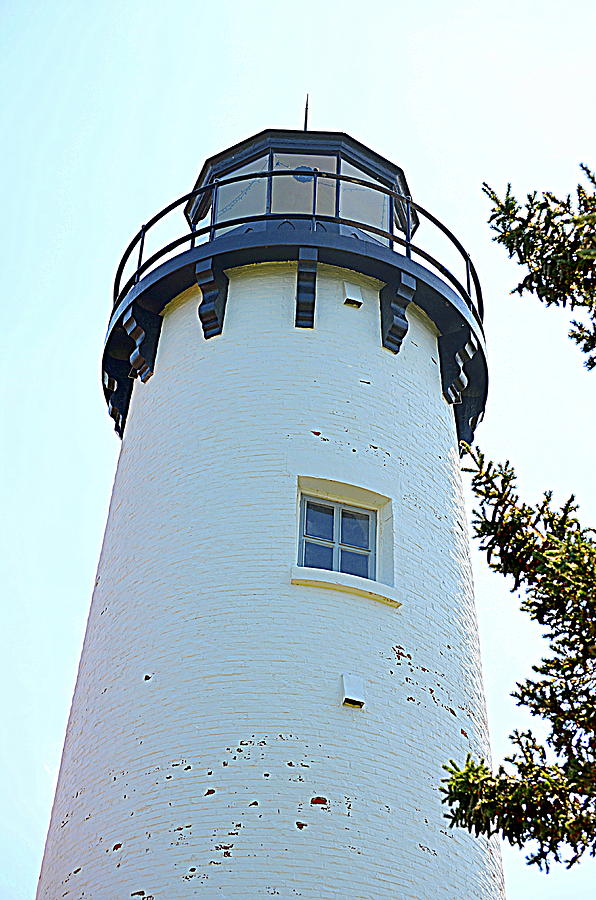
[442,445,596,869]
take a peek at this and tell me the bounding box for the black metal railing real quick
[113,169,484,327]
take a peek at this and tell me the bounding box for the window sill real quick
[290,566,401,609]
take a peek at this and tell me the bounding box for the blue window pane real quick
[305,502,334,541]
[304,541,334,570]
[341,510,370,549]
[340,549,369,578]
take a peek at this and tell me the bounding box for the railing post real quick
[405,198,412,259]
[266,150,273,214]
[135,226,146,283]
[388,194,394,251]
[190,221,197,250]
[209,180,219,241]
[465,254,471,298]
[312,170,318,232]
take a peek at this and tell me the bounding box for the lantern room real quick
[184,129,419,247]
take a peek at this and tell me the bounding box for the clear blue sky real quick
[2,1,595,897]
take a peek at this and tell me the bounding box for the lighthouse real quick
[38,129,504,898]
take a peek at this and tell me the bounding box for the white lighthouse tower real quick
[38,129,504,898]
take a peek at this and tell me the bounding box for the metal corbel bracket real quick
[380,273,417,353]
[438,328,480,405]
[295,247,318,328]
[103,356,134,438]
[122,305,163,383]
[196,257,230,339]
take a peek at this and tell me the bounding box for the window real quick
[299,496,376,580]
[215,155,269,225]
[339,160,391,246]
[271,153,336,217]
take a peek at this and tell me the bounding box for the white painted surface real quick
[341,673,366,708]
[290,566,402,608]
[38,262,504,898]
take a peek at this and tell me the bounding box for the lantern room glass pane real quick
[271,153,336,216]
[340,160,390,244]
[215,156,268,225]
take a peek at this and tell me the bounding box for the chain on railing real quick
[114,168,484,327]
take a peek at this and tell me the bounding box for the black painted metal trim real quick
[102,227,488,446]
[380,273,417,353]
[103,356,134,439]
[439,329,480,405]
[122,306,162,383]
[114,175,477,320]
[196,257,229,339]
[295,248,318,328]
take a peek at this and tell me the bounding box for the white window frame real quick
[298,495,376,580]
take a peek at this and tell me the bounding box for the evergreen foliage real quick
[442,169,596,870]
[442,448,596,869]
[482,166,596,366]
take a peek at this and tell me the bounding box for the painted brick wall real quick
[38,262,505,899]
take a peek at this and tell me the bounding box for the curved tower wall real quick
[38,262,504,898]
